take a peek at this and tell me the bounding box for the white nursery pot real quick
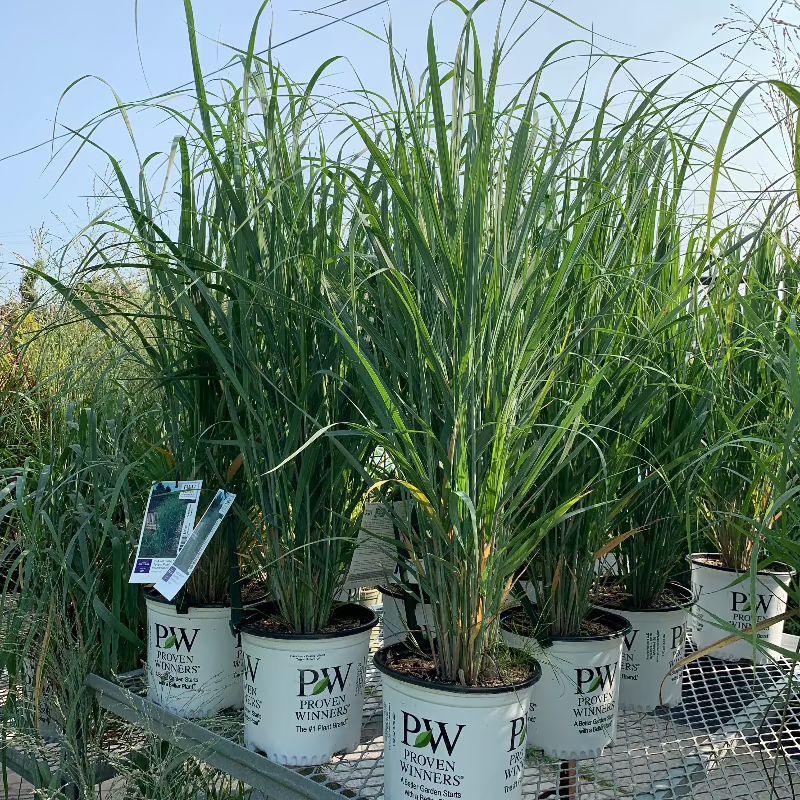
[378,584,435,646]
[595,582,693,712]
[334,587,382,607]
[241,603,378,766]
[375,644,540,800]
[502,608,630,760]
[146,593,243,718]
[690,553,795,663]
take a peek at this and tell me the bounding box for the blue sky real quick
[0,0,777,293]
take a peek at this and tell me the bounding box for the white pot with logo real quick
[375,644,540,800]
[689,554,795,663]
[241,602,378,766]
[501,607,630,760]
[146,592,243,718]
[595,582,693,712]
[378,584,436,646]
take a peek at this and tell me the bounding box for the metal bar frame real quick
[85,674,350,800]
[80,631,800,800]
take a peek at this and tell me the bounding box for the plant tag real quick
[343,502,403,589]
[154,489,236,600]
[129,481,203,583]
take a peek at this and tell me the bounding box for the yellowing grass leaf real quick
[367,479,436,520]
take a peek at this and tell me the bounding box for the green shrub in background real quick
[1,400,149,676]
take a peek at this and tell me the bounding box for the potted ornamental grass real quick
[318,13,684,797]
[500,122,724,754]
[592,272,709,711]
[594,471,696,712]
[53,165,256,718]
[500,127,717,755]
[118,12,380,765]
[689,261,795,663]
[690,430,794,662]
[691,81,800,663]
[142,466,250,719]
[137,284,254,720]
[502,471,632,761]
[232,250,377,769]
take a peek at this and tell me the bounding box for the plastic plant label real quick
[343,502,402,589]
[154,489,236,600]
[129,481,203,583]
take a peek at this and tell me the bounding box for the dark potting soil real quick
[384,648,535,689]
[694,554,789,574]
[503,607,615,638]
[240,579,266,604]
[250,609,366,635]
[593,582,686,611]
[580,618,616,637]
[694,554,748,570]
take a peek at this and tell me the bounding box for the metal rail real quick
[86,674,349,800]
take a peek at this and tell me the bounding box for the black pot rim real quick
[500,606,633,643]
[377,583,431,603]
[373,643,542,694]
[594,580,696,613]
[240,601,378,640]
[688,552,796,577]
[144,588,231,610]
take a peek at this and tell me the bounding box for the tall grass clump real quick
[609,230,713,610]
[321,9,711,676]
[37,201,251,604]
[689,225,795,572]
[0,399,147,680]
[527,124,711,629]
[0,395,154,797]
[45,0,374,630]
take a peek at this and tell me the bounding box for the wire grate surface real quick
[306,621,800,799]
[100,617,800,799]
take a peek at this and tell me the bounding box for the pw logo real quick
[402,711,465,756]
[155,624,199,652]
[243,654,261,682]
[298,664,353,697]
[575,663,617,695]
[508,716,527,752]
[731,591,773,614]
